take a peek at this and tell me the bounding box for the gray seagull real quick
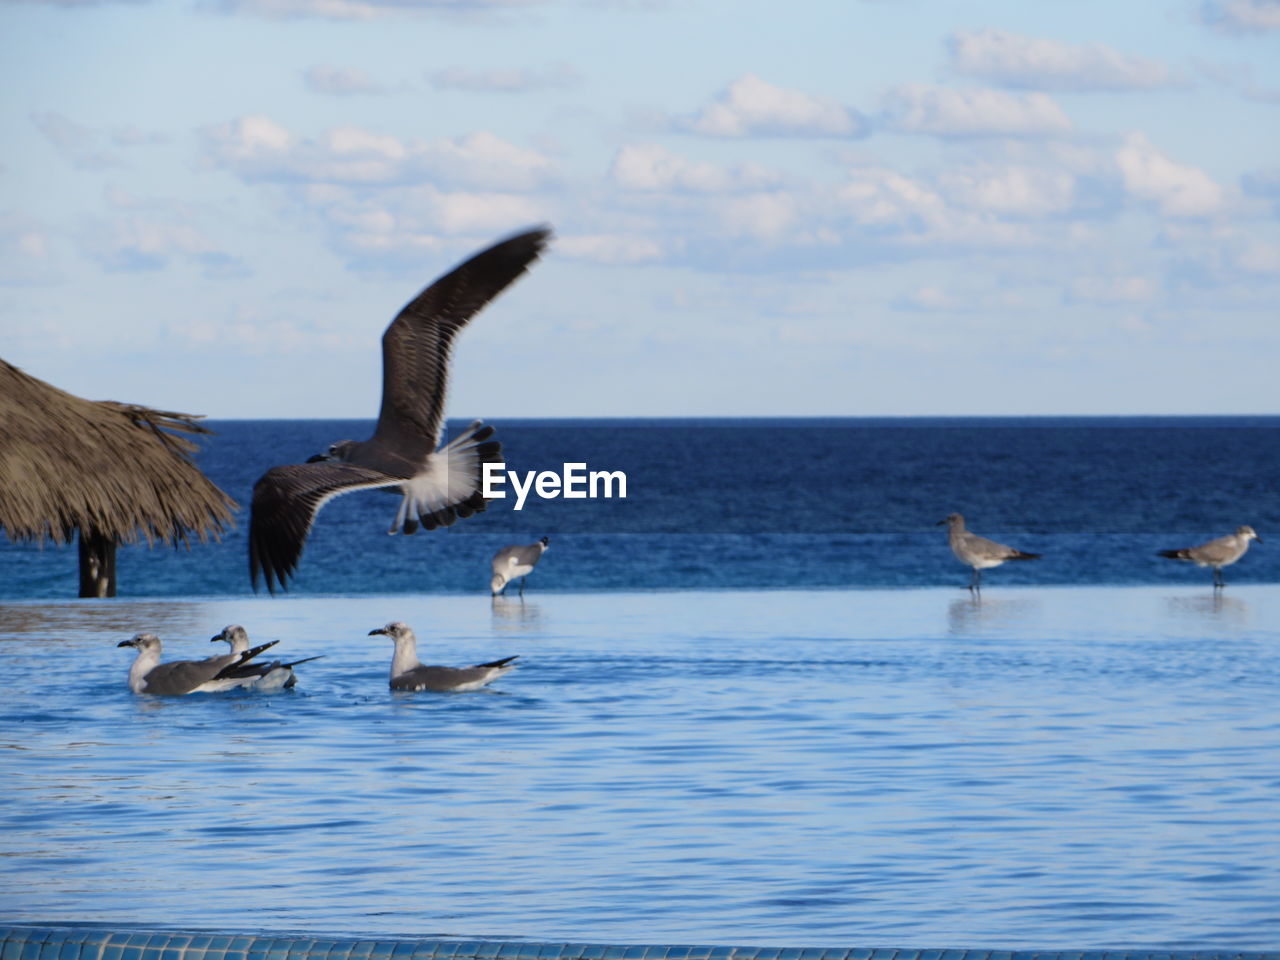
[940,512,1041,594]
[118,632,279,696]
[250,226,552,592]
[368,621,518,692]
[1159,525,1261,589]
[490,536,549,596]
[210,624,324,691]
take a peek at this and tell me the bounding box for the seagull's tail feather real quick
[213,640,280,679]
[410,420,504,532]
[477,655,519,669]
[1159,548,1190,560]
[1009,550,1041,560]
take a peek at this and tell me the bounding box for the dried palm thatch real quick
[0,358,237,595]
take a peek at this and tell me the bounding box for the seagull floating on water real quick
[940,513,1040,594]
[118,632,279,696]
[249,226,552,592]
[210,624,324,691]
[1159,525,1261,589]
[368,621,518,692]
[491,536,549,596]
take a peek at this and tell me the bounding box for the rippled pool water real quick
[2,587,1278,949]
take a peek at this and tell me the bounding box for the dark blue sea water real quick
[2,418,1277,598]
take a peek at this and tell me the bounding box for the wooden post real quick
[78,528,117,598]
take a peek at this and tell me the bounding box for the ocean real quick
[1,417,1277,598]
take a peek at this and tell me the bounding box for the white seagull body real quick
[941,512,1040,594]
[368,621,518,692]
[250,227,552,592]
[210,624,323,691]
[491,536,549,596]
[118,632,279,696]
[1159,525,1261,588]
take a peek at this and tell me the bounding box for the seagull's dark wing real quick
[373,226,551,459]
[250,461,402,593]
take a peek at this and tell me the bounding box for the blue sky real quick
[2,0,1278,418]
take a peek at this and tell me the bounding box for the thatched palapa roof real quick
[0,358,236,547]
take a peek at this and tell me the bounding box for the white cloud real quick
[715,192,801,240]
[834,167,947,228]
[304,65,386,96]
[428,63,580,93]
[300,183,548,261]
[678,74,865,138]
[201,116,555,190]
[940,164,1077,216]
[79,213,240,276]
[893,284,1029,313]
[881,84,1072,137]
[610,143,780,193]
[0,211,60,286]
[1232,240,1280,275]
[1067,275,1156,303]
[558,233,665,264]
[1116,132,1226,217]
[202,0,543,20]
[5,0,147,5]
[948,28,1179,91]
[1200,0,1280,33]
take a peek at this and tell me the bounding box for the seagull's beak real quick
[210,634,221,643]
[368,627,387,637]
[117,638,137,648]
[306,453,330,463]
[935,519,947,526]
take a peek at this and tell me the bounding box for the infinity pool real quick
[2,586,1278,949]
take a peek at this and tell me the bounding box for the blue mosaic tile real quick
[5,928,1280,960]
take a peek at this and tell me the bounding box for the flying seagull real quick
[210,624,324,691]
[250,226,553,592]
[490,536,550,596]
[1159,525,1261,589]
[117,632,279,696]
[368,621,518,692]
[940,513,1040,594]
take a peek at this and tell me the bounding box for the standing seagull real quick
[1159,525,1261,589]
[490,536,549,596]
[940,513,1041,594]
[210,624,324,691]
[117,632,279,696]
[368,621,518,692]
[250,226,552,592]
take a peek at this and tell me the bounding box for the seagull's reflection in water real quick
[946,593,1040,637]
[490,595,544,632]
[1165,591,1252,626]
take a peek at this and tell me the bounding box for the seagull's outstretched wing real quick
[373,226,552,460]
[250,461,402,593]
